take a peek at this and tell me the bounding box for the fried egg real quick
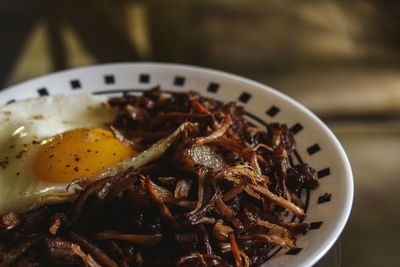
[0,95,133,214]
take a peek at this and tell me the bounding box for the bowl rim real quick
[1,62,353,266]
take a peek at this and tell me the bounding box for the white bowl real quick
[0,63,353,267]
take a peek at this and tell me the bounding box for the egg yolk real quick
[33,128,133,184]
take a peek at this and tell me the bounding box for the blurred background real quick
[1,0,400,266]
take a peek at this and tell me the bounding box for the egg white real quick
[0,94,116,214]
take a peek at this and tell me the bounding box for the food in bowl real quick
[0,88,319,266]
[0,94,127,214]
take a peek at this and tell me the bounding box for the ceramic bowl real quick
[0,63,353,267]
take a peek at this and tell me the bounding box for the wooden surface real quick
[331,122,400,267]
[1,1,400,266]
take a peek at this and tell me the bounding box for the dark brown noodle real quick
[0,88,318,266]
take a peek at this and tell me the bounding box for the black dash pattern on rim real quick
[207,82,219,93]
[318,193,332,204]
[139,74,150,83]
[37,88,49,96]
[286,248,303,255]
[266,105,280,117]
[238,92,252,103]
[307,143,321,155]
[70,79,81,89]
[290,123,303,135]
[174,76,185,86]
[104,75,115,84]
[309,221,323,230]
[317,168,330,179]
[6,99,16,105]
